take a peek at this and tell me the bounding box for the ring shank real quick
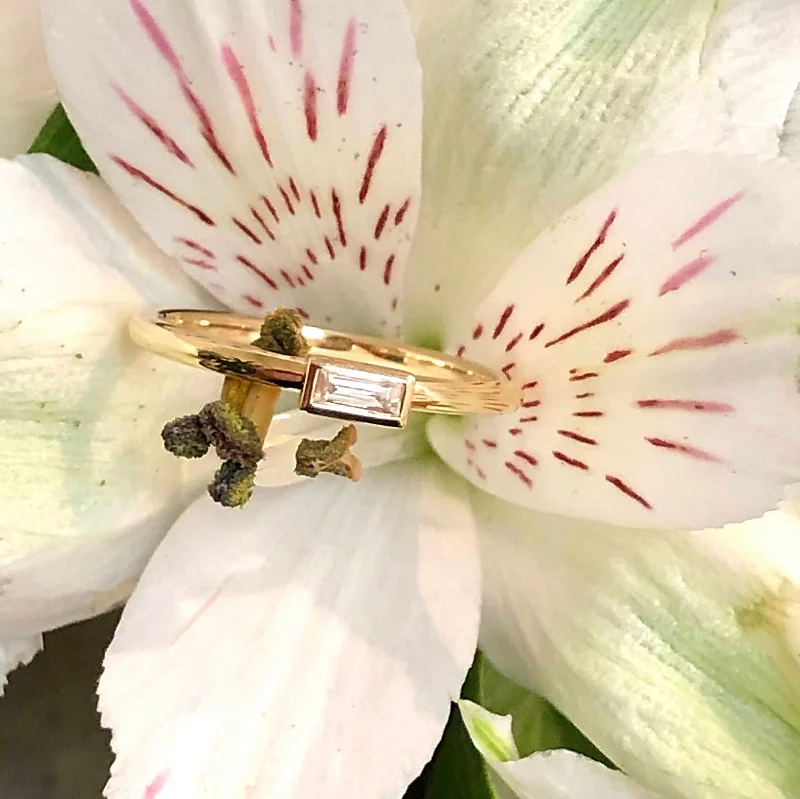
[130,310,521,416]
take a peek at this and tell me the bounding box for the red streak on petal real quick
[552,451,589,470]
[331,189,348,246]
[529,323,545,341]
[144,772,169,799]
[519,415,539,423]
[576,254,625,302]
[575,392,594,399]
[114,86,193,165]
[222,45,273,166]
[289,177,301,202]
[514,449,538,467]
[310,190,321,218]
[606,475,652,509]
[482,439,497,448]
[465,440,476,452]
[295,307,310,319]
[325,237,336,259]
[177,238,215,258]
[472,324,484,340]
[262,195,280,222]
[457,345,466,357]
[672,192,745,249]
[374,204,391,239]
[383,254,396,285]
[359,125,388,204]
[251,207,276,241]
[306,249,319,265]
[476,466,487,480]
[522,400,541,409]
[289,0,303,57]
[243,294,264,308]
[493,304,515,339]
[337,19,357,115]
[182,257,216,271]
[130,0,234,173]
[659,254,715,296]
[280,269,296,288]
[545,299,630,348]
[637,399,734,412]
[505,461,533,487]
[233,217,261,245]
[236,255,278,290]
[650,329,739,356]
[522,380,538,390]
[558,429,597,445]
[303,71,319,141]
[505,333,523,352]
[604,348,632,363]
[279,186,296,216]
[570,372,599,382]
[391,296,399,311]
[359,246,367,271]
[501,363,515,379]
[301,264,315,281]
[509,428,523,436]
[394,198,412,226]
[567,209,617,284]
[268,35,277,53]
[573,410,603,418]
[645,437,721,462]
[111,156,214,225]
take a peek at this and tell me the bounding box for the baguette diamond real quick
[300,357,415,427]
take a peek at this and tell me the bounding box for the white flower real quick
[0,0,57,156]
[0,0,799,795]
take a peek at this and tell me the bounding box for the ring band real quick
[130,310,522,428]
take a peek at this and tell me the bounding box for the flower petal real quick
[0,155,218,638]
[0,635,42,695]
[475,491,800,798]
[431,154,800,529]
[45,0,422,335]
[459,701,662,799]
[255,410,428,488]
[99,460,480,799]
[0,1,57,156]
[402,0,800,339]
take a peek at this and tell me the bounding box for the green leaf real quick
[28,105,97,174]
[476,657,611,766]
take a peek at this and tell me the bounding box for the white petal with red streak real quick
[99,460,480,799]
[431,154,800,529]
[45,0,421,336]
[0,155,217,639]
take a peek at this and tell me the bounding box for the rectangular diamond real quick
[300,357,414,427]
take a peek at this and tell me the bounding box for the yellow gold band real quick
[130,310,522,428]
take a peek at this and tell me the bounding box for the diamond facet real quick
[300,357,414,427]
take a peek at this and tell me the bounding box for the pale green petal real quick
[0,155,218,639]
[475,490,800,799]
[403,0,800,342]
[0,635,42,695]
[459,701,662,799]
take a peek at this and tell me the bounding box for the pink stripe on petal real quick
[359,126,388,204]
[337,19,357,115]
[650,329,739,356]
[658,254,715,296]
[672,192,745,249]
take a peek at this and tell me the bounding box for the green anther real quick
[198,401,263,466]
[207,460,257,508]
[253,307,310,356]
[295,424,362,481]
[161,414,210,459]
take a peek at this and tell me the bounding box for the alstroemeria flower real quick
[0,0,798,794]
[0,0,57,155]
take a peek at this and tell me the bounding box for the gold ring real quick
[130,310,522,428]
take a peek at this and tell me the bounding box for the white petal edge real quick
[0,154,218,638]
[45,0,422,336]
[99,459,481,799]
[0,635,43,696]
[459,701,662,799]
[432,154,800,529]
[475,490,800,799]
[0,1,57,155]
